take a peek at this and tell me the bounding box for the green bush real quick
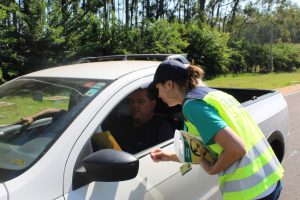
[97,19,188,55]
[228,39,270,73]
[227,40,247,73]
[139,20,188,54]
[0,69,4,85]
[228,50,247,73]
[185,22,231,79]
[271,43,300,72]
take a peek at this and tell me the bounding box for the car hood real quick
[0,183,7,200]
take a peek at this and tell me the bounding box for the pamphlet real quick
[174,130,218,165]
[92,130,122,151]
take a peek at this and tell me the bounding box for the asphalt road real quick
[279,91,300,199]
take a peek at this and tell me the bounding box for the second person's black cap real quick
[151,60,188,86]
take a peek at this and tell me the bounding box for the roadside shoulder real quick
[276,84,300,95]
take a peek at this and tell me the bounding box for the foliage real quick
[185,22,231,79]
[227,40,248,73]
[139,20,188,53]
[228,39,300,73]
[102,20,188,55]
[0,1,300,81]
[228,39,269,73]
[271,43,300,72]
[0,68,3,84]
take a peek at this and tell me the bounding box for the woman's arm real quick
[150,148,180,162]
[200,126,246,175]
[150,126,246,175]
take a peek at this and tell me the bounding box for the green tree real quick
[185,22,231,78]
[271,43,300,72]
[140,20,188,53]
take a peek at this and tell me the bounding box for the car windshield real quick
[0,77,111,182]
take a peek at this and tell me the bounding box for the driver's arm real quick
[20,108,63,124]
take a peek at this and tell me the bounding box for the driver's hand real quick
[20,116,34,124]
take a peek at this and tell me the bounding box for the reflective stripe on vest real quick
[220,153,281,193]
[184,87,283,200]
[220,137,275,177]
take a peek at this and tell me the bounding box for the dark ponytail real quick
[186,65,205,91]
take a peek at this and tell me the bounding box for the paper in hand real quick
[174,130,218,165]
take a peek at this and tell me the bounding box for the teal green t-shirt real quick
[183,99,228,145]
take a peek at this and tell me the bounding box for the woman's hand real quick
[200,159,214,175]
[150,148,180,162]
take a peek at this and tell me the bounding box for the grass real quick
[0,95,68,125]
[205,69,300,89]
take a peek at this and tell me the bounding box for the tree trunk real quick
[112,0,116,40]
[228,0,239,31]
[170,0,181,20]
[104,0,108,28]
[135,0,138,27]
[130,0,134,27]
[146,0,150,20]
[198,0,206,22]
[156,0,164,19]
[61,0,68,24]
[210,2,215,28]
[217,3,220,31]
[125,0,129,27]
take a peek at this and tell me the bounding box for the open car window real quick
[92,88,184,155]
[0,77,112,182]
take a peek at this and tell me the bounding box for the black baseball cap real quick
[151,60,188,86]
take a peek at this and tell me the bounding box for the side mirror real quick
[83,149,139,182]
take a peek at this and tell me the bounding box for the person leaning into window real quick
[150,60,283,200]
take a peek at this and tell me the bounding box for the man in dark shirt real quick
[105,88,175,154]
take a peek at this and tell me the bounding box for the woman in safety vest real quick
[150,59,283,200]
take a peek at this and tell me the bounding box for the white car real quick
[0,55,288,200]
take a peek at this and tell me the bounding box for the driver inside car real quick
[17,90,84,126]
[101,87,175,154]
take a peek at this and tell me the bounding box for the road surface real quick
[280,90,300,199]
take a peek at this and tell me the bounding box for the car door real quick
[0,184,7,200]
[63,74,219,200]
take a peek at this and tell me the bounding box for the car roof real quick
[24,61,160,80]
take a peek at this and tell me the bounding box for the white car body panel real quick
[63,74,219,200]
[0,58,288,200]
[0,184,7,200]
[24,61,160,79]
[244,92,289,147]
[245,92,287,126]
[65,143,219,200]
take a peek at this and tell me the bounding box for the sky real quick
[290,0,300,6]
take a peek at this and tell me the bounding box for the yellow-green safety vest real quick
[183,87,283,200]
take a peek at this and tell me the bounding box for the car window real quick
[72,86,184,190]
[92,88,183,155]
[0,77,112,182]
